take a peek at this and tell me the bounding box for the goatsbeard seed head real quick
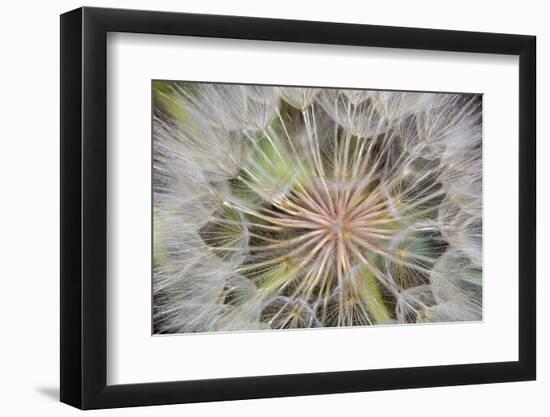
[153,83,483,333]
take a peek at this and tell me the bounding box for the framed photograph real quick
[60,6,536,409]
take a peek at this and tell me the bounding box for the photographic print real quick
[152,82,482,335]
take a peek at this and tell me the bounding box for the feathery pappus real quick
[152,82,482,334]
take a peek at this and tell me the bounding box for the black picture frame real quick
[60,6,536,410]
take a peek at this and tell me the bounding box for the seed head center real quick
[327,212,352,241]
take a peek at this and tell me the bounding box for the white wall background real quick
[0,0,545,415]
